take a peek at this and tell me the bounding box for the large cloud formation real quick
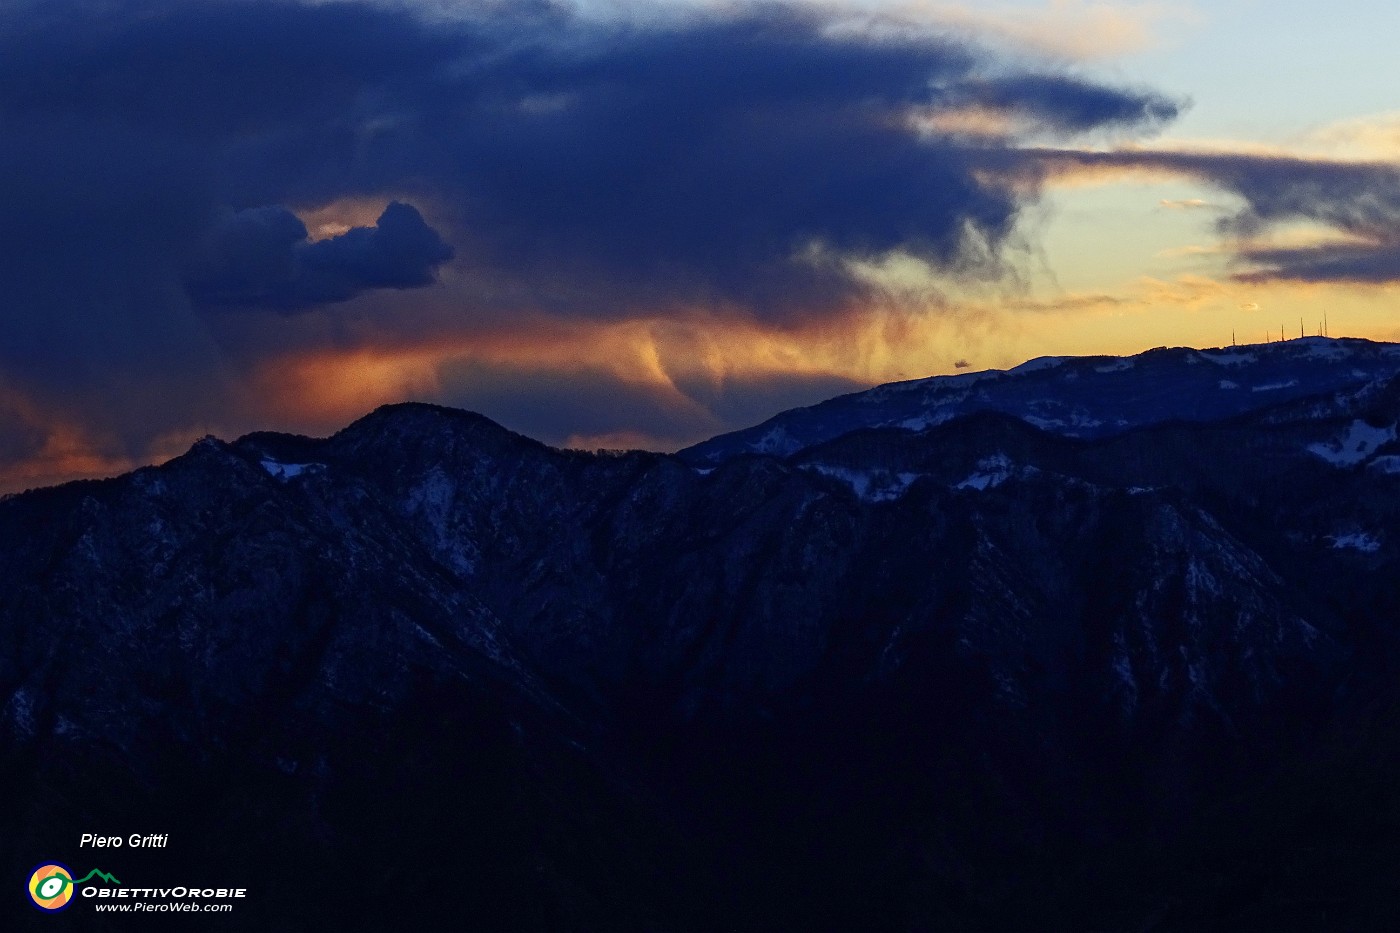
[0,0,1190,484]
[0,0,1179,321]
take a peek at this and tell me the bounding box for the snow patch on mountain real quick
[806,465,922,502]
[261,460,325,480]
[1110,631,1138,713]
[1023,410,1104,433]
[1185,556,1223,600]
[955,454,1016,491]
[753,425,802,456]
[5,687,35,737]
[931,370,1000,389]
[1329,532,1381,553]
[1252,379,1299,392]
[405,467,479,575]
[413,623,444,648]
[897,411,957,432]
[1307,420,1396,466]
[1368,456,1400,475]
[1009,356,1067,375]
[1302,341,1353,360]
[1199,349,1258,367]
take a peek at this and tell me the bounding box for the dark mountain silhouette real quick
[5,339,1400,930]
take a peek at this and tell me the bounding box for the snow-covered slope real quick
[681,337,1400,463]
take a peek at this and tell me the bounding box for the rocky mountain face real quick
[5,339,1400,930]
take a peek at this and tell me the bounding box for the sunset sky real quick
[2,0,1399,493]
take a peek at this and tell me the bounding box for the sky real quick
[2,0,1399,493]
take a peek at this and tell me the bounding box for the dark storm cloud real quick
[1020,148,1400,284]
[407,7,1177,316]
[0,0,1181,323]
[187,202,453,312]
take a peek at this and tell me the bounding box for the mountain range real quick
[5,336,1400,930]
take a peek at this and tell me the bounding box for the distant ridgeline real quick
[5,337,1400,930]
[680,336,1400,462]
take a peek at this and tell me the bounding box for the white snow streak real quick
[1307,420,1396,466]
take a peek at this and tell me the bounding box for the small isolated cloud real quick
[1239,301,1260,311]
[954,358,971,368]
[186,202,453,313]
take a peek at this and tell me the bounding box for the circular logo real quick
[28,863,75,912]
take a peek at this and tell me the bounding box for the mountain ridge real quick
[680,336,1400,464]
[4,339,1400,929]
